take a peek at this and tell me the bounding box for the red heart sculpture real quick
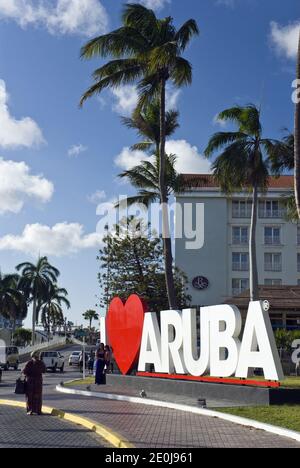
[106,295,147,375]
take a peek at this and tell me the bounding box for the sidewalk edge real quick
[56,384,300,444]
[0,399,133,449]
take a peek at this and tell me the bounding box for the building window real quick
[264,227,281,245]
[232,227,248,245]
[232,253,249,271]
[232,201,252,219]
[232,278,249,296]
[298,254,300,273]
[264,253,282,272]
[297,226,300,246]
[259,200,286,219]
[265,279,282,286]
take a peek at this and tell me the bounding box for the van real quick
[0,346,19,371]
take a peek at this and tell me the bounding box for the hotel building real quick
[175,175,300,328]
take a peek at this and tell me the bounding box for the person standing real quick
[104,345,111,374]
[23,351,46,416]
[95,344,106,385]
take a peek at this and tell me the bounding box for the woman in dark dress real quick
[95,344,106,385]
[23,351,46,415]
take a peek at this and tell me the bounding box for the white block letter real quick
[182,308,210,376]
[138,313,162,372]
[235,301,284,381]
[160,310,186,374]
[208,305,242,378]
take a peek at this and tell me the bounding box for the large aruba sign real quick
[103,295,284,382]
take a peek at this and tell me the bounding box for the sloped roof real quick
[181,174,294,190]
[225,286,300,311]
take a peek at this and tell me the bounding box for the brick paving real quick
[42,392,300,448]
[0,405,107,448]
[1,347,300,448]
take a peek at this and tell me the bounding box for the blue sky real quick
[0,0,298,328]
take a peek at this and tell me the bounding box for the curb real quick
[56,384,300,444]
[0,399,133,449]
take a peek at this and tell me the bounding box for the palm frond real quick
[175,19,200,51]
[205,132,248,157]
[81,27,148,59]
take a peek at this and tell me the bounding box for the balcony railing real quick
[232,210,252,219]
[259,209,286,219]
[265,262,282,272]
[264,236,281,246]
[232,262,249,272]
[232,236,248,245]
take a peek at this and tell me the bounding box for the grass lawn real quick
[216,406,300,432]
[66,376,300,432]
[67,375,300,388]
[65,377,94,386]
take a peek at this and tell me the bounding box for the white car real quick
[40,351,65,373]
[69,351,81,367]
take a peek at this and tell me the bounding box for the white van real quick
[0,346,19,371]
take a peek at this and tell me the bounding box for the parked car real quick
[69,351,81,367]
[40,351,65,373]
[0,346,19,371]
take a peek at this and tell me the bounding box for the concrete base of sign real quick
[106,374,300,406]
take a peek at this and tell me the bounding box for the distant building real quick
[0,315,23,330]
[175,175,298,307]
[225,286,300,330]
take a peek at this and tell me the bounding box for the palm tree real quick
[205,104,287,301]
[16,257,60,345]
[83,310,99,330]
[80,3,199,309]
[295,31,300,219]
[118,102,185,206]
[0,273,27,339]
[40,284,70,338]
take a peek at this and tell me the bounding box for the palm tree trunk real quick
[249,184,259,301]
[32,296,37,345]
[159,76,177,310]
[295,31,300,219]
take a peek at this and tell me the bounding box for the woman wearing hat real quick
[23,351,46,416]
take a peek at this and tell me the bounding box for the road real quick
[0,345,110,448]
[1,345,300,448]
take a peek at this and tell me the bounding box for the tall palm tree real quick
[118,101,184,206]
[80,3,199,309]
[205,104,286,301]
[119,153,185,207]
[16,257,60,345]
[0,273,27,339]
[82,310,99,330]
[295,31,300,219]
[40,284,70,338]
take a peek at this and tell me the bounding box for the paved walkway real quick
[0,346,300,448]
[0,405,106,448]
[44,392,300,448]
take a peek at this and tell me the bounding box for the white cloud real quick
[111,86,139,116]
[0,79,44,149]
[138,0,170,10]
[111,85,181,116]
[115,147,151,170]
[165,140,212,174]
[68,144,88,158]
[215,0,235,7]
[88,190,106,204]
[0,0,108,37]
[213,114,227,128]
[0,222,103,257]
[270,21,300,59]
[0,158,53,214]
[115,140,212,175]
